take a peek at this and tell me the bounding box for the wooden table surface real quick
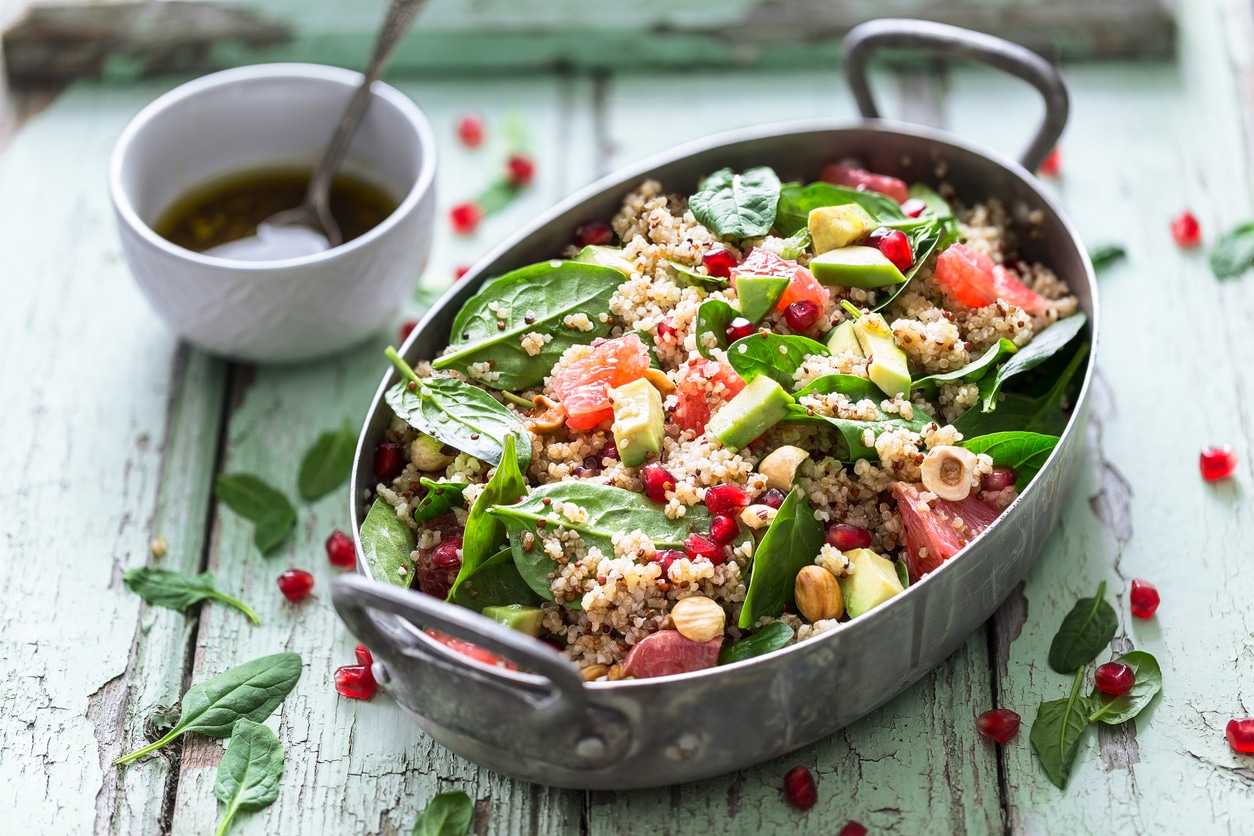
[4,0,1254,832]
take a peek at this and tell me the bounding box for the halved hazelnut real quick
[643,368,676,398]
[757,445,810,491]
[920,445,978,501]
[410,433,456,471]
[525,395,566,433]
[739,504,778,530]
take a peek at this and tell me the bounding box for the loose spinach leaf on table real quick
[912,338,1018,396]
[359,498,417,589]
[1210,221,1254,280]
[960,431,1059,489]
[774,181,905,236]
[413,478,468,523]
[253,510,296,554]
[718,621,795,665]
[695,298,738,360]
[689,166,781,238]
[297,421,356,501]
[214,474,296,555]
[412,790,474,836]
[213,719,284,836]
[726,332,830,389]
[953,343,1088,439]
[981,313,1087,411]
[1030,668,1091,789]
[448,434,528,602]
[1088,243,1127,272]
[431,261,623,389]
[449,548,543,612]
[1088,651,1163,725]
[739,487,826,628]
[670,260,730,289]
[124,567,260,625]
[1048,581,1118,674]
[114,652,302,764]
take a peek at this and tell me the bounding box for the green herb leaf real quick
[695,298,737,360]
[213,719,284,836]
[214,474,294,523]
[384,376,531,472]
[253,509,295,554]
[297,421,356,501]
[1088,243,1127,272]
[115,653,302,765]
[412,790,474,836]
[912,338,1018,396]
[726,333,830,389]
[432,261,623,389]
[449,434,528,601]
[689,166,781,238]
[1088,651,1163,725]
[774,181,904,236]
[413,478,468,523]
[359,498,417,588]
[669,260,730,289]
[960,432,1059,489]
[1048,581,1118,674]
[718,621,795,664]
[779,228,812,260]
[739,487,826,628]
[895,560,911,589]
[1030,667,1091,789]
[954,343,1088,439]
[981,314,1087,411]
[124,567,259,625]
[1210,221,1254,280]
[449,548,543,612]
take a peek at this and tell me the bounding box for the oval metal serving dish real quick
[332,19,1098,789]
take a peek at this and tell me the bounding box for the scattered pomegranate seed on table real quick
[641,464,676,503]
[450,202,482,236]
[355,643,374,667]
[784,300,820,331]
[1037,147,1062,177]
[901,197,927,218]
[705,484,751,513]
[373,441,405,482]
[334,664,377,700]
[684,532,724,564]
[1227,719,1254,753]
[454,265,471,281]
[455,114,484,148]
[838,823,868,836]
[702,248,738,278]
[325,529,356,567]
[726,317,756,342]
[1129,579,1160,619]
[1171,210,1202,248]
[1200,446,1238,481]
[782,765,818,810]
[506,153,535,186]
[826,522,873,551]
[982,465,1018,492]
[276,569,314,602]
[397,319,418,345]
[573,221,613,248]
[1094,662,1136,696]
[976,708,1021,744]
[709,512,740,545]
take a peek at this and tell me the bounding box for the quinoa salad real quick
[359,161,1089,681]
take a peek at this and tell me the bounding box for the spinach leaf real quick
[297,421,356,501]
[1048,581,1118,674]
[775,181,904,236]
[954,343,1088,439]
[895,560,911,589]
[1088,651,1163,725]
[912,338,1018,396]
[670,260,730,289]
[779,228,812,260]
[432,261,623,389]
[795,373,882,402]
[1030,668,1091,789]
[906,182,955,223]
[718,621,794,665]
[253,510,296,555]
[412,790,474,836]
[214,474,296,555]
[124,567,259,625]
[413,478,468,523]
[490,482,709,605]
[114,652,302,764]
[871,216,958,313]
[695,298,737,360]
[739,487,826,628]
[1089,243,1127,272]
[1210,221,1254,280]
[689,166,781,238]
[960,432,1059,489]
[726,333,830,389]
[981,313,1087,411]
[359,498,416,589]
[213,719,284,836]
[449,434,527,601]
[783,401,926,463]
[449,549,543,612]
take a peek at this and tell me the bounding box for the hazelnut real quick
[739,504,778,529]
[643,367,677,398]
[757,445,810,491]
[920,445,978,501]
[794,565,845,622]
[410,433,455,471]
[580,664,610,682]
[670,596,726,643]
[525,395,566,433]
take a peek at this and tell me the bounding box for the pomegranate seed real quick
[641,464,677,503]
[976,708,1021,744]
[826,522,872,551]
[1200,446,1238,481]
[334,665,377,700]
[784,300,820,332]
[1095,662,1136,696]
[432,536,463,570]
[539,636,565,653]
[450,202,482,235]
[599,441,620,462]
[574,221,613,248]
[355,643,373,667]
[373,441,405,482]
[875,228,914,272]
[454,265,470,281]
[726,317,756,342]
[703,248,738,278]
[325,529,356,567]
[685,533,724,564]
[981,465,1018,493]
[506,153,535,186]
[455,114,484,148]
[652,548,685,580]
[1227,719,1254,753]
[901,198,927,218]
[1171,210,1201,248]
[1038,147,1062,178]
[657,319,677,340]
[709,512,740,545]
[705,484,751,514]
[838,824,868,836]
[276,569,314,602]
[397,319,419,344]
[761,487,787,509]
[867,227,889,247]
[1130,579,1160,619]
[782,765,817,810]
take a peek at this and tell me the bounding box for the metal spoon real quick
[207,0,428,261]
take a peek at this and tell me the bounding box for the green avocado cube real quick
[609,378,665,467]
[736,275,791,323]
[825,319,864,357]
[708,375,792,450]
[837,548,905,618]
[808,205,877,254]
[482,604,545,636]
[852,312,911,398]
[574,245,635,276]
[810,246,908,288]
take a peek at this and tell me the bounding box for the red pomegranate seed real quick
[1227,719,1254,753]
[1130,579,1160,619]
[574,221,613,248]
[454,265,470,281]
[867,227,889,246]
[1200,446,1238,481]
[981,465,1018,492]
[276,569,314,602]
[875,228,914,272]
[761,487,787,509]
[334,665,377,700]
[355,643,373,667]
[506,154,535,186]
[432,536,464,570]
[784,300,820,332]
[726,317,756,342]
[455,114,484,148]
[782,765,818,811]
[600,441,619,462]
[653,548,686,580]
[826,522,872,551]
[838,824,868,836]
[641,464,677,503]
[657,319,677,340]
[450,202,482,235]
[1095,662,1136,696]
[685,532,724,564]
[901,198,927,218]
[709,512,740,545]
[976,708,1021,744]
[703,248,738,278]
[1171,210,1201,248]
[397,319,419,345]
[1038,147,1062,178]
[373,441,405,482]
[705,484,751,514]
[325,529,356,568]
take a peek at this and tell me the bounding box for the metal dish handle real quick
[842,18,1069,172]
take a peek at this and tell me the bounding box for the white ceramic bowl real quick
[110,63,437,363]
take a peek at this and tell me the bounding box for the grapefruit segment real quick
[892,482,1000,582]
[551,333,651,430]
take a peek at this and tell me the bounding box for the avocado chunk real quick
[851,311,911,398]
[708,375,792,450]
[824,319,864,357]
[736,275,790,323]
[837,548,905,618]
[807,205,877,254]
[810,246,907,288]
[609,378,664,467]
[574,245,635,276]
[482,604,545,636]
